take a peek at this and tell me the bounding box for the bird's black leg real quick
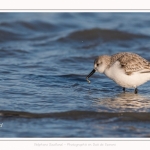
[123,87,125,93]
[134,88,138,94]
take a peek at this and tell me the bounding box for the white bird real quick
[86,52,150,94]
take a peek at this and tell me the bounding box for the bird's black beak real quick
[86,69,96,83]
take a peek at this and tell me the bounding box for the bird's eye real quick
[97,62,102,66]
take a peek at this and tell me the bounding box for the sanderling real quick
[86,52,150,94]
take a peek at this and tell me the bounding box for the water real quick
[0,12,150,137]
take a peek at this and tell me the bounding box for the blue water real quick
[0,13,150,137]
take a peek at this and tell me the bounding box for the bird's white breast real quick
[104,61,150,88]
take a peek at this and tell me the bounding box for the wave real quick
[0,48,29,58]
[58,28,150,42]
[0,110,150,121]
[0,29,24,42]
[0,20,61,43]
[0,21,58,32]
[1,20,149,43]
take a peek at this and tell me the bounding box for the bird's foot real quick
[134,88,138,94]
[123,87,125,93]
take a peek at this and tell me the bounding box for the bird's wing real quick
[110,52,150,75]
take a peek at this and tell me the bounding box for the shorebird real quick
[86,52,150,94]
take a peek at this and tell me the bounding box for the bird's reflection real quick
[94,92,150,112]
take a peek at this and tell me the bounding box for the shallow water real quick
[0,13,150,137]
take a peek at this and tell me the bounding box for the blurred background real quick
[0,13,150,137]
